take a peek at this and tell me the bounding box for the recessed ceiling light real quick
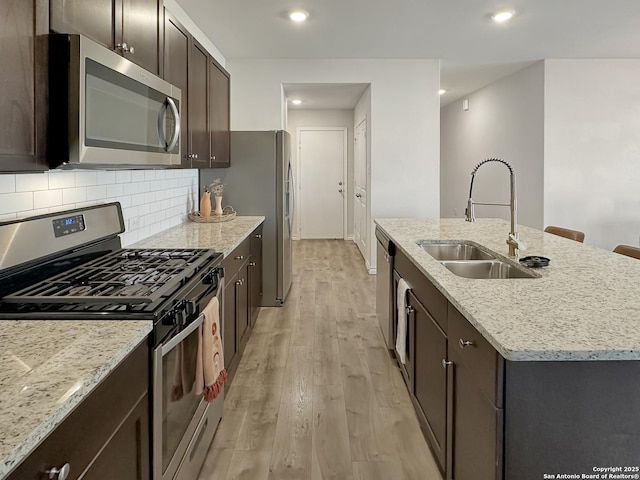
[491,10,515,23]
[289,10,309,22]
[291,99,302,105]
[439,89,447,95]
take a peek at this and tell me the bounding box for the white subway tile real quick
[49,204,73,213]
[131,192,146,206]
[144,192,156,204]
[97,171,116,185]
[76,200,104,208]
[116,195,132,208]
[139,203,151,216]
[131,171,145,182]
[34,189,63,209]
[106,183,124,197]
[116,171,132,183]
[75,172,98,187]
[15,173,49,192]
[0,192,34,214]
[48,171,76,189]
[144,170,157,181]
[63,187,87,204]
[87,185,107,201]
[0,175,16,193]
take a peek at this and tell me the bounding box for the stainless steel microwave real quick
[48,34,181,169]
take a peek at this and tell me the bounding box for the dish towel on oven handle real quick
[395,278,411,365]
[194,296,227,401]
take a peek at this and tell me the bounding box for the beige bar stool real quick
[544,226,585,243]
[613,245,640,260]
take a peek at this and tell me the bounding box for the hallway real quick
[198,240,440,480]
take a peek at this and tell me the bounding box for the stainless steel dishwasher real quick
[375,226,395,350]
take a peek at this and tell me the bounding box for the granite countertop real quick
[132,216,265,255]
[0,320,151,479]
[375,218,640,362]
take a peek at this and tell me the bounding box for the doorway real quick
[354,118,367,259]
[297,127,347,239]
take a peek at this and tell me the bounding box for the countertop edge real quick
[219,217,264,257]
[0,322,152,480]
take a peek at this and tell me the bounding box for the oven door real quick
[153,273,224,480]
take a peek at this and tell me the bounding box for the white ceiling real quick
[176,0,640,107]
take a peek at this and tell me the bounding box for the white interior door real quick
[298,128,347,239]
[354,119,367,258]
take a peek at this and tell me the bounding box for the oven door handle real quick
[161,313,204,355]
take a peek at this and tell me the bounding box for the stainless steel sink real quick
[417,240,495,261]
[440,260,537,279]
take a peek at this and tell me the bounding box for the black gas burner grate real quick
[2,248,214,308]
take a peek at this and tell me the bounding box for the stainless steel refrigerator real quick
[201,130,293,306]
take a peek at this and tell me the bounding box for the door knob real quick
[338,189,343,193]
[355,193,362,198]
[338,181,343,186]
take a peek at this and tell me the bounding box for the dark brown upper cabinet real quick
[163,10,190,168]
[163,10,230,169]
[50,0,162,76]
[209,58,230,167]
[188,40,211,169]
[0,0,48,172]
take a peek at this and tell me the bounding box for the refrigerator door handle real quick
[288,161,295,234]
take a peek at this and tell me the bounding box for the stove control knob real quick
[185,300,197,315]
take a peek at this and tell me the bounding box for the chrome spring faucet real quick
[465,158,526,257]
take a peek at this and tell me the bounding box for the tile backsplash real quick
[0,169,198,246]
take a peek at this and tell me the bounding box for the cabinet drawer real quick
[395,250,447,332]
[448,305,504,407]
[7,340,149,480]
[222,236,251,280]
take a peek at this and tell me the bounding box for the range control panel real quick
[52,214,86,237]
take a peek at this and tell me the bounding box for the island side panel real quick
[504,360,640,479]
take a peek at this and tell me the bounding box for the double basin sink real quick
[416,241,538,279]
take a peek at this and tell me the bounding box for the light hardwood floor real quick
[198,240,441,480]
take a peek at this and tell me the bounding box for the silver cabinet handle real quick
[405,305,414,315]
[46,463,70,480]
[210,155,216,161]
[249,262,256,266]
[235,255,244,260]
[236,279,245,286]
[442,359,453,368]
[459,339,474,348]
[255,234,262,238]
[116,42,134,54]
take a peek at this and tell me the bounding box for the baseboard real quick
[365,259,376,275]
[346,235,354,241]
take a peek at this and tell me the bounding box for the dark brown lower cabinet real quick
[223,267,239,373]
[236,261,250,354]
[448,346,503,480]
[6,340,150,480]
[249,226,263,325]
[410,290,448,473]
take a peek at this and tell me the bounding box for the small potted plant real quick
[209,179,225,216]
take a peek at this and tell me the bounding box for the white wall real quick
[0,169,198,246]
[164,0,225,66]
[544,60,640,250]
[440,62,545,229]
[228,59,441,269]
[287,109,355,239]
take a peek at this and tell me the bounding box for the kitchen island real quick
[375,218,640,480]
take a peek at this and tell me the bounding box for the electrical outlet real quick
[129,216,142,231]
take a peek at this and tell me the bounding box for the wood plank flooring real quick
[198,240,441,480]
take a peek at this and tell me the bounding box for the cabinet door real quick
[449,347,503,480]
[208,59,230,167]
[50,0,115,49]
[0,0,47,172]
[223,270,238,371]
[249,227,263,325]
[80,393,150,480]
[236,262,250,353]
[411,291,447,472]
[163,10,189,166]
[188,40,210,168]
[120,0,160,75]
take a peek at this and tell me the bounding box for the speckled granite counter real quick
[375,218,640,362]
[132,216,264,255]
[0,320,151,479]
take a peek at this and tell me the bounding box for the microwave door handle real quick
[157,100,168,149]
[165,97,180,152]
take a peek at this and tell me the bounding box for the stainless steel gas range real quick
[0,203,225,480]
